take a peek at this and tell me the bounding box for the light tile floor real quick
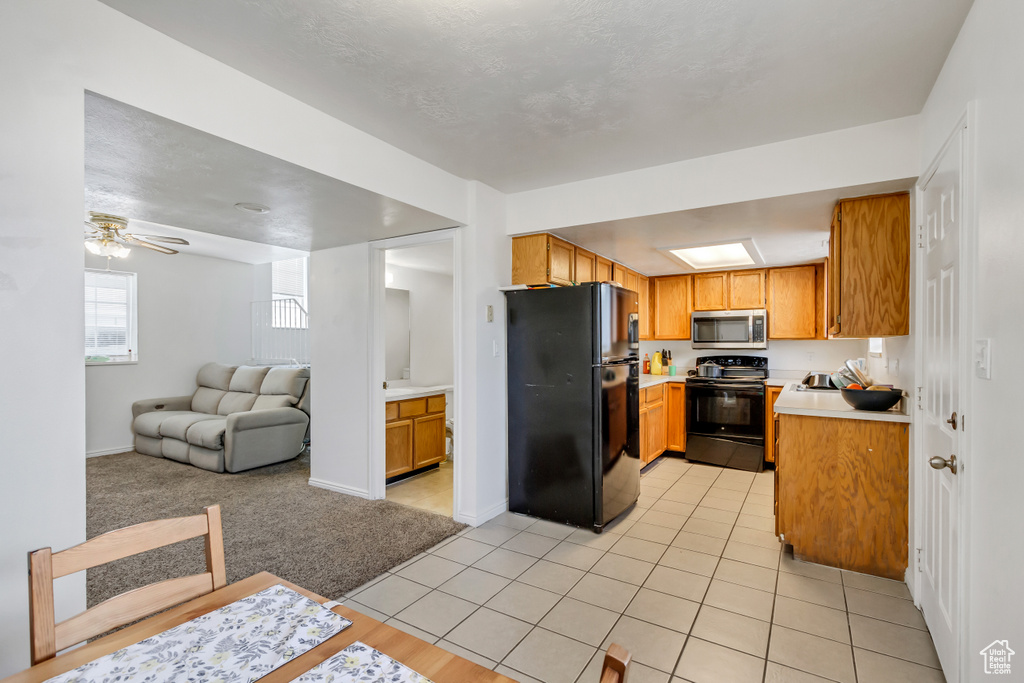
[344,457,945,683]
[386,460,453,516]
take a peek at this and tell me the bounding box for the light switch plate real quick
[974,339,991,379]
[486,305,494,323]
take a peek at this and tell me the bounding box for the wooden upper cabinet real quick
[653,275,692,340]
[828,205,842,335]
[830,193,910,337]
[624,270,639,295]
[729,269,766,309]
[768,265,818,339]
[511,234,575,286]
[692,272,728,311]
[596,256,613,283]
[574,246,597,283]
[637,275,651,339]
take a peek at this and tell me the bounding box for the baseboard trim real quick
[456,498,508,527]
[308,477,371,500]
[87,446,135,458]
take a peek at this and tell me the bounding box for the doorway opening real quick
[370,231,460,520]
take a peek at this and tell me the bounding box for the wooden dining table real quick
[2,572,517,683]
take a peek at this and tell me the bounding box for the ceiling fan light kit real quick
[84,212,189,257]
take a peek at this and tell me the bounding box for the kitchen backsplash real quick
[639,339,868,379]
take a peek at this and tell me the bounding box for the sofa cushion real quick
[189,444,225,473]
[229,365,271,393]
[187,418,228,450]
[159,412,224,441]
[161,438,191,463]
[134,434,163,457]
[133,411,193,439]
[218,391,258,416]
[252,394,295,411]
[260,367,309,400]
[196,362,237,390]
[191,387,226,414]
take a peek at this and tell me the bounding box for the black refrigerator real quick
[505,283,641,532]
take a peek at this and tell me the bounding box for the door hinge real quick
[917,224,926,248]
[915,386,924,410]
[546,267,550,276]
[836,314,840,324]
[916,547,922,572]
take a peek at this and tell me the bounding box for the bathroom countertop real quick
[384,385,453,401]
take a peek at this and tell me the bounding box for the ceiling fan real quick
[84,212,189,257]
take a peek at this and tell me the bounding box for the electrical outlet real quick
[887,358,900,376]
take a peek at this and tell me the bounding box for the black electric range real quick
[686,356,768,472]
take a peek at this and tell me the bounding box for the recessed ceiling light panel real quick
[660,239,764,270]
[234,202,271,214]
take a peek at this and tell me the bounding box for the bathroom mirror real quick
[385,288,411,381]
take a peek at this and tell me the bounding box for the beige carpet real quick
[86,451,465,607]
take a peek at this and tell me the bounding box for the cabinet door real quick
[596,256,613,283]
[639,406,650,464]
[666,384,686,451]
[729,269,766,309]
[612,264,629,289]
[511,234,550,286]
[385,419,414,478]
[828,204,842,335]
[835,193,910,337]
[575,247,597,283]
[653,276,692,339]
[638,276,650,339]
[413,413,446,469]
[548,236,575,286]
[768,266,817,339]
[693,272,728,311]
[764,387,782,464]
[648,400,667,460]
[624,270,639,294]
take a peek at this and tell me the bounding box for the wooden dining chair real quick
[600,643,631,683]
[28,504,226,665]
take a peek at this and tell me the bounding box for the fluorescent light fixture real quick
[660,238,765,271]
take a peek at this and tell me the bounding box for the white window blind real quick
[85,269,137,361]
[271,258,308,328]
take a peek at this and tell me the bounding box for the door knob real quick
[929,454,958,474]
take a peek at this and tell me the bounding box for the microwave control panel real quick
[753,318,765,343]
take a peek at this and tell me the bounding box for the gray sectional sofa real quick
[132,363,310,473]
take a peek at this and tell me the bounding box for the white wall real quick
[0,0,469,674]
[84,250,255,455]
[386,264,454,387]
[917,0,1024,669]
[639,339,868,380]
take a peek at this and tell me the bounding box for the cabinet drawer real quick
[399,398,427,418]
[426,395,446,414]
[645,384,665,405]
[385,402,399,421]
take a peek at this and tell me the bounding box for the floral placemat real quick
[289,641,434,683]
[46,584,352,683]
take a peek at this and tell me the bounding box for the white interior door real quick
[918,121,963,679]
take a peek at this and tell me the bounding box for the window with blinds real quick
[84,269,138,362]
[271,258,309,328]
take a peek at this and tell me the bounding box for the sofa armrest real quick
[227,407,309,432]
[132,395,193,419]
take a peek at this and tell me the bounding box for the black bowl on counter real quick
[840,388,903,412]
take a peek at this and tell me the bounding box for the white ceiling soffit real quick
[550,179,915,276]
[97,0,972,192]
[385,241,454,275]
[84,93,458,254]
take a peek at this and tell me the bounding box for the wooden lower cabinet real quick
[385,394,447,479]
[764,386,783,464]
[776,413,909,579]
[666,384,686,451]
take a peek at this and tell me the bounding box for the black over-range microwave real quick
[691,309,768,349]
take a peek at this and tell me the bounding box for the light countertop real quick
[384,385,453,401]
[773,382,911,423]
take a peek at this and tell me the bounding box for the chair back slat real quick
[55,573,214,653]
[28,504,225,664]
[51,514,210,579]
[601,643,631,683]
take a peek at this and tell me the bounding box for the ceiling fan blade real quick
[131,234,190,245]
[123,235,179,254]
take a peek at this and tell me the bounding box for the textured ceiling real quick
[98,0,972,191]
[85,93,457,255]
[551,179,915,276]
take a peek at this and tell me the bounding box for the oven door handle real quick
[688,382,766,392]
